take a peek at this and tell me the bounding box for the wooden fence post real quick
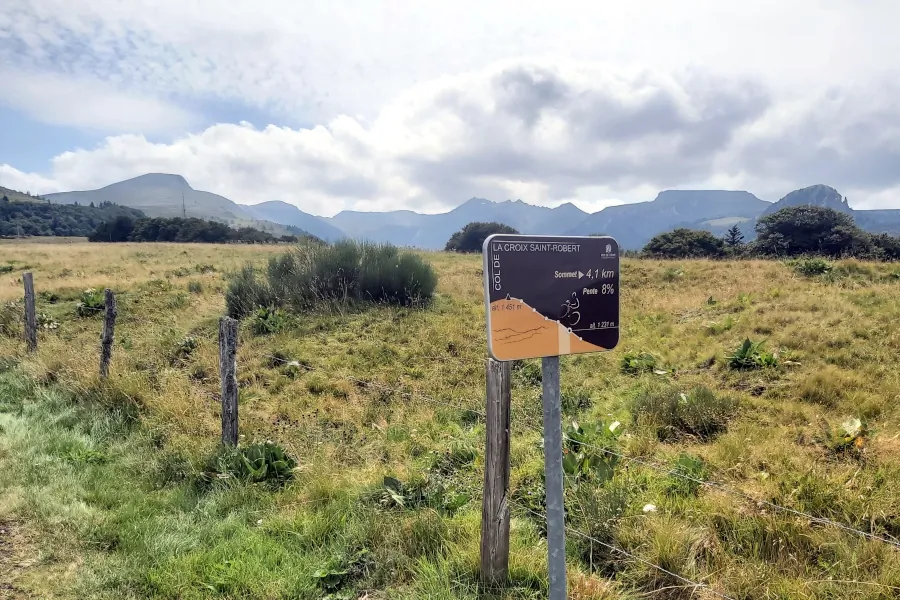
[219,316,239,446]
[481,358,511,586]
[23,272,37,353]
[99,289,117,378]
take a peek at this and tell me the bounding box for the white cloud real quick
[5,58,897,216]
[3,1,900,213]
[0,69,197,135]
[0,164,62,195]
[3,0,900,124]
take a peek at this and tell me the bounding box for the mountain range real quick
[39,174,900,248]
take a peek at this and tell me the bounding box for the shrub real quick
[726,338,778,370]
[620,352,658,375]
[375,475,469,515]
[445,221,519,252]
[630,384,737,442]
[187,280,203,294]
[756,204,870,257]
[171,336,198,364]
[248,306,289,335]
[225,264,274,318]
[75,288,105,317]
[792,257,833,277]
[642,229,725,259]
[563,420,624,483]
[227,240,437,317]
[0,265,13,274]
[665,454,707,497]
[200,441,296,486]
[661,267,684,282]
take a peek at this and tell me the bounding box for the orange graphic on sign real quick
[488,297,606,361]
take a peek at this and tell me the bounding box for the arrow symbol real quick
[578,271,584,279]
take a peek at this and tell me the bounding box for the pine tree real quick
[724,225,744,248]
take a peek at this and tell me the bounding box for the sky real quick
[1,0,900,217]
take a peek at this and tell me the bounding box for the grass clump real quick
[797,367,854,407]
[225,264,275,319]
[201,441,297,486]
[374,475,470,515]
[0,301,22,337]
[630,384,738,442]
[248,306,290,335]
[186,279,203,294]
[563,419,624,483]
[792,257,833,277]
[75,287,105,317]
[227,240,437,318]
[665,454,707,497]
[620,351,658,375]
[726,338,778,370]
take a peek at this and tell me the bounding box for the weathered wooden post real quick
[219,316,239,446]
[99,289,117,378]
[23,272,37,352]
[481,358,511,585]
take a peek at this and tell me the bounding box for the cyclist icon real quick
[560,292,581,327]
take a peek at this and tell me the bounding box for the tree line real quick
[642,206,900,260]
[0,197,144,237]
[88,215,313,244]
[441,208,900,261]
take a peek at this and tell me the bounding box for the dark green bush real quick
[227,240,437,317]
[200,441,296,486]
[248,306,289,335]
[665,454,707,497]
[792,257,833,277]
[225,264,274,318]
[445,221,519,252]
[630,384,737,441]
[75,288,105,317]
[620,351,658,375]
[727,338,778,370]
[642,228,725,259]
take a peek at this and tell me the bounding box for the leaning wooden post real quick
[481,358,512,586]
[219,316,239,446]
[23,272,37,352]
[99,289,117,378]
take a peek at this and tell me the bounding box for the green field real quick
[1,242,900,599]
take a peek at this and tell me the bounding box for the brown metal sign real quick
[483,234,620,361]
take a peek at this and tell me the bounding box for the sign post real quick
[482,234,620,599]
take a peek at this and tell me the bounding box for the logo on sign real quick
[605,244,611,253]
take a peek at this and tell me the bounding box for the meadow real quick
[1,241,900,599]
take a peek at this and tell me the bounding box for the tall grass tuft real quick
[630,383,738,442]
[226,240,437,317]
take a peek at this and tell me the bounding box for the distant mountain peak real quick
[113,173,193,190]
[762,184,851,216]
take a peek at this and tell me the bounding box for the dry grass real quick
[2,242,900,598]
